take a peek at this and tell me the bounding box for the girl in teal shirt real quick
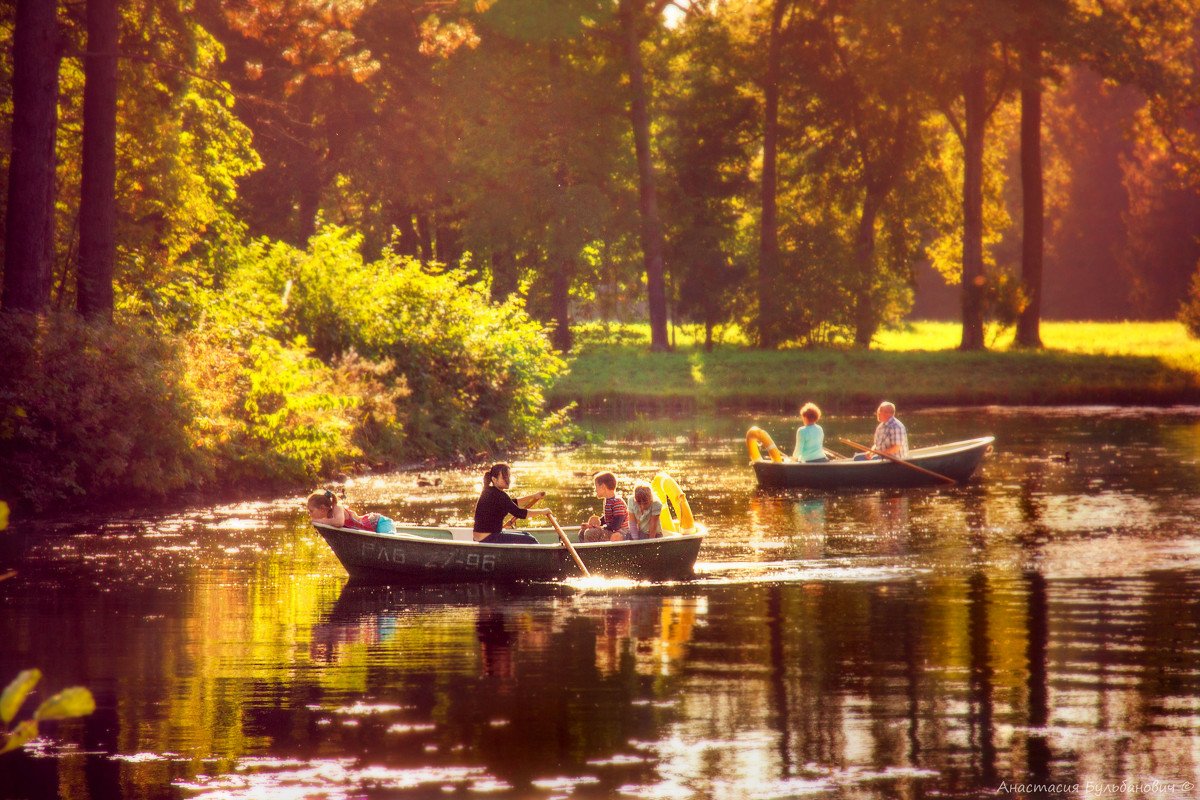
[792,402,829,463]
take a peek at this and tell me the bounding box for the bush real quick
[0,314,202,511]
[207,226,568,458]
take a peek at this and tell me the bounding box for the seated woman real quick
[625,483,663,540]
[472,463,553,544]
[792,402,829,463]
[307,490,395,533]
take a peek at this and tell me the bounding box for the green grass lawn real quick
[552,321,1200,412]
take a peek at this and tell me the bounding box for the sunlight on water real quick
[5,409,1200,799]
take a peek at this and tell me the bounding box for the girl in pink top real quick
[306,490,395,533]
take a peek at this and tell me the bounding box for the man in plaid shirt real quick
[871,401,908,457]
[857,401,908,460]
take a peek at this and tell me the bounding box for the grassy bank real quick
[551,321,1200,413]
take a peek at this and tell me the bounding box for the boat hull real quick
[314,524,705,583]
[752,436,994,489]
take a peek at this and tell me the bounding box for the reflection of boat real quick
[752,436,995,489]
[313,524,706,583]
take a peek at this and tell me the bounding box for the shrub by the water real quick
[207,226,568,457]
[0,314,203,510]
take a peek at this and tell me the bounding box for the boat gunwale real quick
[312,522,707,548]
[755,435,994,467]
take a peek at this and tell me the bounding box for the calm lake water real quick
[3,407,1200,800]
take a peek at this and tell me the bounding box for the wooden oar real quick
[838,438,957,484]
[822,447,848,461]
[547,513,590,577]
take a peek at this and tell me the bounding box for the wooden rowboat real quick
[752,436,995,489]
[313,523,706,583]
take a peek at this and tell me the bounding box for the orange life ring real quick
[746,426,784,463]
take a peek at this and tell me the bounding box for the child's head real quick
[633,483,653,508]
[306,489,338,518]
[484,463,512,489]
[593,471,617,497]
[800,402,821,424]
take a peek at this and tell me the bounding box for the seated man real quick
[855,401,909,460]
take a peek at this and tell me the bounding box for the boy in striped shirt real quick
[579,471,629,542]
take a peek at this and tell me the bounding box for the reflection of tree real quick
[1024,571,1052,794]
[968,571,997,787]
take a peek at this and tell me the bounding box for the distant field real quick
[552,321,1200,413]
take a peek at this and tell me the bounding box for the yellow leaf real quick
[1,669,41,725]
[0,719,39,755]
[33,687,95,721]
[0,500,8,531]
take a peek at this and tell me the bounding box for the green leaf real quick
[32,687,95,721]
[1,669,41,725]
[0,719,39,755]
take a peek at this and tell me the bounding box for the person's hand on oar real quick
[503,490,546,529]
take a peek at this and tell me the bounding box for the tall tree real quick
[1014,0,1045,348]
[756,0,789,348]
[791,0,931,348]
[928,1,1014,350]
[660,8,754,351]
[76,0,120,320]
[618,0,670,351]
[2,0,60,313]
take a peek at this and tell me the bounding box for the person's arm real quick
[604,498,628,532]
[792,427,803,461]
[647,511,661,538]
[500,492,528,520]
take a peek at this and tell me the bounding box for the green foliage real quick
[1,670,95,756]
[201,226,568,458]
[0,314,202,511]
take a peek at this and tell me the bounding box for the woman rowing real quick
[473,463,553,544]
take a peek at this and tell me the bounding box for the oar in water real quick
[838,438,957,485]
[547,513,591,577]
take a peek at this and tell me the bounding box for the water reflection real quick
[2,408,1200,799]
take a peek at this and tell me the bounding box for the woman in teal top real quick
[792,402,829,463]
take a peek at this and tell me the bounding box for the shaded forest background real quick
[2,0,1200,510]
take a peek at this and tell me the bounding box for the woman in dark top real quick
[473,463,552,543]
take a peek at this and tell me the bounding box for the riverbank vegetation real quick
[553,322,1200,411]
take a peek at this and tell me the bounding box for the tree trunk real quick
[76,0,120,321]
[3,0,60,314]
[550,259,572,352]
[757,0,787,349]
[852,187,884,348]
[489,248,519,303]
[416,213,433,262]
[1015,20,1045,349]
[394,208,420,257]
[959,61,987,351]
[619,0,669,352]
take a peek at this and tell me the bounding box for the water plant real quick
[0,670,96,755]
